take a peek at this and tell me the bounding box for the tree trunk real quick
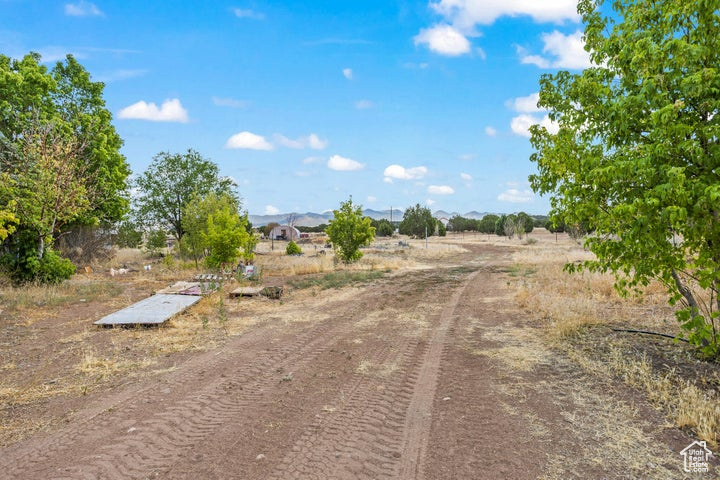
[671,269,699,313]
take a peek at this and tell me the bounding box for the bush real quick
[286,240,302,255]
[374,219,394,237]
[145,230,167,256]
[437,221,447,237]
[1,244,75,285]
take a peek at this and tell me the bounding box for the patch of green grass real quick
[288,270,387,290]
[502,265,537,278]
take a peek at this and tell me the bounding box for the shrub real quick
[286,240,302,255]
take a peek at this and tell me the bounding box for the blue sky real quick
[1,0,592,216]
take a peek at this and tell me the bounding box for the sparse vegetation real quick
[287,270,386,290]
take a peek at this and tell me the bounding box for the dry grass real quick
[0,279,122,315]
[509,229,719,450]
[356,359,398,378]
[77,350,156,379]
[568,346,720,449]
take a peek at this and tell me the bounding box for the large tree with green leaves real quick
[134,149,237,241]
[326,197,375,263]
[530,0,720,356]
[399,204,436,238]
[0,53,130,283]
[180,192,251,267]
[0,53,130,224]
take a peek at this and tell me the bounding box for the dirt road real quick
[0,244,694,478]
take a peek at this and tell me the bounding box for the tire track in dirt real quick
[1,322,317,477]
[397,269,480,480]
[8,318,360,479]
[262,268,480,480]
[1,268,467,479]
[0,287,375,478]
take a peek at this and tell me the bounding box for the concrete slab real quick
[94,294,201,326]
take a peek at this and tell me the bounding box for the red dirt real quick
[0,242,714,478]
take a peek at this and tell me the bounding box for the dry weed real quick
[509,229,717,451]
[77,350,156,379]
[356,360,398,378]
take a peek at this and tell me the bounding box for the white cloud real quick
[458,153,476,161]
[518,30,591,69]
[95,69,147,82]
[264,205,280,215]
[429,0,580,29]
[414,24,471,56]
[274,134,303,149]
[367,195,377,203]
[307,133,328,150]
[328,155,365,171]
[498,188,535,203]
[343,68,353,80]
[303,156,323,164]
[118,98,189,123]
[65,1,103,16]
[460,173,472,181]
[275,133,328,150]
[225,131,273,150]
[212,96,248,108]
[510,92,543,113]
[428,185,455,195]
[510,114,559,138]
[426,198,436,206]
[234,8,264,20]
[355,99,374,110]
[383,164,428,182]
[484,126,497,137]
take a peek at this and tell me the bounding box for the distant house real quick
[269,225,301,241]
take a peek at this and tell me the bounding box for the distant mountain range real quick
[248,209,492,227]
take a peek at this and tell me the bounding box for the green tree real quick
[399,204,436,238]
[326,197,375,263]
[436,220,447,237]
[145,229,168,256]
[242,229,259,262]
[115,220,142,248]
[494,215,507,236]
[134,149,236,241]
[0,53,129,225]
[203,204,249,268]
[371,218,394,237]
[478,214,499,234]
[0,53,130,283]
[529,0,720,356]
[517,212,534,234]
[180,192,249,267]
[448,215,474,232]
[0,201,17,243]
